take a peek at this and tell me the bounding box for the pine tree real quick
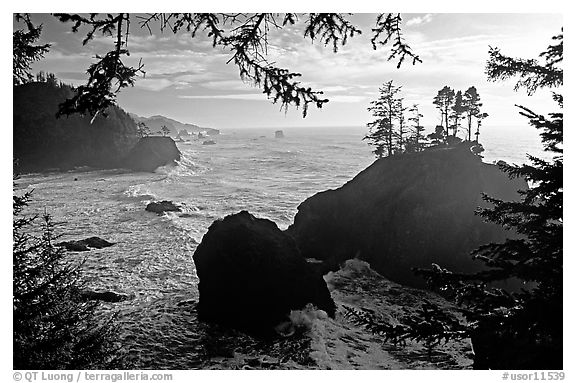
[406,103,426,152]
[462,86,483,141]
[474,112,489,143]
[13,14,50,86]
[433,86,455,139]
[364,81,403,158]
[160,125,171,137]
[395,98,408,153]
[13,182,121,369]
[136,122,151,138]
[450,90,466,137]
[427,125,445,146]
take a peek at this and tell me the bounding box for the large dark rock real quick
[122,136,181,172]
[193,211,336,333]
[287,143,527,288]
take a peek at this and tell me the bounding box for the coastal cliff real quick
[287,143,527,287]
[13,81,140,172]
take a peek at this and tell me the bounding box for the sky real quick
[20,13,562,132]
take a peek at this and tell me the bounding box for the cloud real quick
[329,95,367,103]
[178,93,267,101]
[406,14,434,27]
[136,78,175,91]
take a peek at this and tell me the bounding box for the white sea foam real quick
[124,184,158,200]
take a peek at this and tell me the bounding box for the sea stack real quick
[287,142,527,288]
[122,136,181,172]
[275,130,284,138]
[193,211,335,334]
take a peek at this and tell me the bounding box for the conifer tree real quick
[474,112,489,143]
[13,14,50,86]
[427,125,445,146]
[462,86,483,141]
[136,122,151,138]
[364,80,403,158]
[160,125,171,137]
[450,90,465,137]
[13,185,121,369]
[395,98,408,153]
[433,86,455,138]
[406,103,426,152]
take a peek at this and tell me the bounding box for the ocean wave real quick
[154,153,211,178]
[124,184,159,200]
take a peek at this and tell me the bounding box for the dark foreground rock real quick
[193,211,336,334]
[287,143,526,288]
[122,136,181,172]
[57,236,114,252]
[145,200,181,214]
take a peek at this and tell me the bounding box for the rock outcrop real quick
[275,130,284,138]
[57,236,115,252]
[79,290,132,303]
[145,200,181,214]
[193,211,336,334]
[122,136,181,172]
[287,143,526,288]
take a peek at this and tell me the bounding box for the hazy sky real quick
[23,13,562,132]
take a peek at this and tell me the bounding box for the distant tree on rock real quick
[394,98,408,153]
[136,122,151,138]
[462,86,484,141]
[427,125,445,146]
[474,112,489,143]
[450,90,466,137]
[160,125,171,137]
[433,86,455,139]
[406,103,426,152]
[364,80,403,158]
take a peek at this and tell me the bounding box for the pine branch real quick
[371,13,422,68]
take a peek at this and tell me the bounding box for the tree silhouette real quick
[394,98,408,153]
[450,90,465,137]
[13,180,121,369]
[406,103,426,152]
[474,112,489,143]
[433,86,455,139]
[160,125,171,137]
[43,13,420,119]
[462,86,484,141]
[13,14,51,86]
[136,121,151,138]
[364,80,403,158]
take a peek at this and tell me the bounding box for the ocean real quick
[14,125,547,369]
